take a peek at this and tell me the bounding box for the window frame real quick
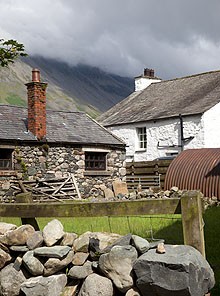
[136,127,147,150]
[85,151,107,171]
[0,148,14,170]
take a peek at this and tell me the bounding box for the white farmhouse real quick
[98,69,220,161]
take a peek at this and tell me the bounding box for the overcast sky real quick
[1,0,220,79]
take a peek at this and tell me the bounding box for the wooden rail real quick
[126,159,172,189]
[0,190,205,256]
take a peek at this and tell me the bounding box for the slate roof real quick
[0,105,124,146]
[98,70,220,126]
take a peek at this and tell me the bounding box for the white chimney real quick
[135,68,161,91]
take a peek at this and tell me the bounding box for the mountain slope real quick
[25,56,134,112]
[0,56,134,117]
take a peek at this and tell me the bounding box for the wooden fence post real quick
[181,190,205,257]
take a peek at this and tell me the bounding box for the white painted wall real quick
[135,77,161,91]
[108,114,205,161]
[203,101,220,147]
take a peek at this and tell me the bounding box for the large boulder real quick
[99,245,138,293]
[133,244,215,296]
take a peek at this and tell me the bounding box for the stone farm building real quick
[0,69,126,198]
[98,69,220,162]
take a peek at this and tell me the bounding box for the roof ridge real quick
[0,104,85,114]
[159,69,220,84]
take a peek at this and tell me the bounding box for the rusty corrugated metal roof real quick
[164,148,220,199]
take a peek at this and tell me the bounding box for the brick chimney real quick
[26,69,48,140]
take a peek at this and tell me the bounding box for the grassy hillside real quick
[0,60,127,118]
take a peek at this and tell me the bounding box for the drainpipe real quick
[179,114,184,151]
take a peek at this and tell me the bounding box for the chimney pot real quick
[32,68,41,82]
[144,68,150,77]
[150,69,154,77]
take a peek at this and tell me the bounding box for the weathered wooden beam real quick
[0,199,181,218]
[181,190,205,257]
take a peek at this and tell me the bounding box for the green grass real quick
[5,93,26,106]
[0,208,219,295]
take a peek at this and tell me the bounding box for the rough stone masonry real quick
[0,219,215,296]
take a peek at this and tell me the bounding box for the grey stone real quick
[99,245,138,293]
[73,231,121,253]
[43,219,65,247]
[119,167,126,176]
[72,252,89,266]
[34,246,71,259]
[0,222,17,235]
[44,250,75,276]
[104,188,114,199]
[78,273,114,296]
[60,232,78,246]
[13,256,23,271]
[129,191,137,200]
[131,235,150,254]
[26,231,44,250]
[0,248,11,269]
[103,233,132,253]
[20,274,67,296]
[22,250,44,276]
[10,245,29,252]
[2,224,35,246]
[68,261,93,280]
[73,232,91,253]
[134,244,215,296]
[0,263,26,296]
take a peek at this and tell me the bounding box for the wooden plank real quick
[71,174,81,199]
[181,190,205,257]
[52,176,71,195]
[0,199,181,218]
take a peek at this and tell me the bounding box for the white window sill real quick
[135,149,147,152]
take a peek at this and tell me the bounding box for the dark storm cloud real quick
[1,0,220,78]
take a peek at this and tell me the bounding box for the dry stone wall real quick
[0,219,215,296]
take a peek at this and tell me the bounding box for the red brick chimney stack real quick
[26,69,48,140]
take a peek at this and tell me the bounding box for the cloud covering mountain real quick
[1,0,220,79]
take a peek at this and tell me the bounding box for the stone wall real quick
[0,144,126,198]
[0,219,215,296]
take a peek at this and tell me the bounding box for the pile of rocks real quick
[0,219,215,296]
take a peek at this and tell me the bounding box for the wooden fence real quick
[126,159,172,190]
[0,190,205,257]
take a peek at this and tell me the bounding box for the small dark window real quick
[85,152,107,171]
[0,149,13,170]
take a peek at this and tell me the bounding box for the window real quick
[137,127,147,149]
[85,152,107,171]
[0,149,13,170]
